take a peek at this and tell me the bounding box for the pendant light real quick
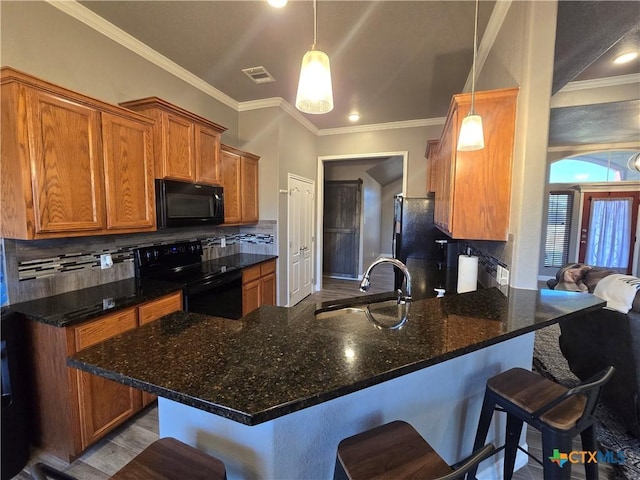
[457,0,484,151]
[295,0,334,114]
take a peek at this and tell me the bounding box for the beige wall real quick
[238,107,281,221]
[1,1,239,141]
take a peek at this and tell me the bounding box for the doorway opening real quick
[316,152,408,291]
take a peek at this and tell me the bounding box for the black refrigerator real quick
[392,194,458,296]
[392,194,449,261]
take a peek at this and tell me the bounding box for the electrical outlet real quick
[497,265,510,286]
[100,254,113,269]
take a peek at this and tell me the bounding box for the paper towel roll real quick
[457,255,478,293]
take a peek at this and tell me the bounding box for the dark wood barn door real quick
[323,180,362,278]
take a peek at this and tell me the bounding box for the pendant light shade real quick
[457,0,484,151]
[296,47,334,114]
[458,114,484,151]
[295,0,334,114]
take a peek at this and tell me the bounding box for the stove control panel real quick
[133,241,203,270]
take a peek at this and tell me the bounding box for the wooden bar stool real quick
[469,366,614,480]
[32,437,226,480]
[334,420,495,480]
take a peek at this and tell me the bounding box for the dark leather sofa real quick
[558,308,640,438]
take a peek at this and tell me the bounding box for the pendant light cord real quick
[470,0,479,114]
[313,0,318,49]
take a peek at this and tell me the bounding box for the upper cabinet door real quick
[101,112,156,231]
[162,112,195,182]
[220,147,242,224]
[240,155,259,223]
[27,90,105,234]
[195,124,222,185]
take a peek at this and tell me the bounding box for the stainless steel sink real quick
[314,299,410,329]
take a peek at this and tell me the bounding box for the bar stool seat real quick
[32,437,226,480]
[111,437,226,480]
[334,420,495,480]
[469,366,614,480]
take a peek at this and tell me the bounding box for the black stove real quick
[134,241,243,319]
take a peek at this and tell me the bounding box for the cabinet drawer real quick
[138,291,183,325]
[73,307,137,351]
[243,264,261,284]
[260,260,276,276]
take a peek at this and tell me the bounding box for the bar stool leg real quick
[541,429,573,480]
[503,414,524,480]
[468,390,496,480]
[580,425,599,480]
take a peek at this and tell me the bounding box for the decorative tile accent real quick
[17,233,275,281]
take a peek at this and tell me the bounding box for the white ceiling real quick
[78,0,639,141]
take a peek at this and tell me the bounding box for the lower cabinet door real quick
[76,370,142,450]
[261,273,276,306]
[242,279,262,316]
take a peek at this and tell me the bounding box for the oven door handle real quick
[186,271,242,295]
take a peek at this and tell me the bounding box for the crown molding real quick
[558,73,640,93]
[238,97,319,134]
[45,0,239,110]
[318,118,446,137]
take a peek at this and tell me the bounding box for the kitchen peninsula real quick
[69,287,604,480]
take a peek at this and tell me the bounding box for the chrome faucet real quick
[360,257,412,304]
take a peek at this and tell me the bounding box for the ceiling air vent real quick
[242,66,275,84]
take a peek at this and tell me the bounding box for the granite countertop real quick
[201,253,277,272]
[68,286,604,426]
[11,254,277,327]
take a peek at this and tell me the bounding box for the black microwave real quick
[155,179,224,228]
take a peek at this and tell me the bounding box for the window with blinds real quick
[544,191,574,268]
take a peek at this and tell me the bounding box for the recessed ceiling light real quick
[348,112,360,122]
[267,0,287,8]
[613,51,638,64]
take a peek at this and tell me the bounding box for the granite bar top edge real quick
[68,287,606,426]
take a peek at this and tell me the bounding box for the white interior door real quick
[288,175,315,306]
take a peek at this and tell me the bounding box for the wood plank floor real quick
[16,275,613,479]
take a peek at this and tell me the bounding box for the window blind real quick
[544,191,574,268]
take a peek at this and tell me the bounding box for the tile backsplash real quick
[4,221,276,303]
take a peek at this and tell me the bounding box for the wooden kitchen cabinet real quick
[428,88,518,240]
[0,67,156,240]
[71,308,141,450]
[242,259,276,315]
[220,144,260,225]
[120,97,226,185]
[26,292,183,462]
[101,112,156,231]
